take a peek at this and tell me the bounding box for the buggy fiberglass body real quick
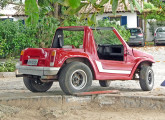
[16,26,155,95]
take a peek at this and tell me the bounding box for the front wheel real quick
[23,76,53,92]
[139,66,154,91]
[59,62,92,95]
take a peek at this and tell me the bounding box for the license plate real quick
[130,36,136,38]
[27,59,38,66]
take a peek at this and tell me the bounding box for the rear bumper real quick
[154,39,165,44]
[16,63,60,76]
[128,38,144,45]
[128,41,144,45]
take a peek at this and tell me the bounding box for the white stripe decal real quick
[95,60,131,74]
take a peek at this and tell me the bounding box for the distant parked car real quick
[154,27,165,46]
[127,27,145,47]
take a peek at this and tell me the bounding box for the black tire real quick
[141,42,145,47]
[23,76,53,92]
[139,66,154,91]
[99,80,111,87]
[154,41,157,46]
[59,62,93,95]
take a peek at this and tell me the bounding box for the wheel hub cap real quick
[70,70,87,90]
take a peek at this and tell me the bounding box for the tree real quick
[25,0,142,27]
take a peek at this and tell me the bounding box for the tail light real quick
[138,33,143,37]
[50,50,56,66]
[20,50,24,64]
[154,33,157,37]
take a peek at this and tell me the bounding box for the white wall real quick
[0,4,17,15]
[13,16,26,21]
[94,12,138,28]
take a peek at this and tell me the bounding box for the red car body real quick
[16,26,155,94]
[17,26,154,80]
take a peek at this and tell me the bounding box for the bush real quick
[0,57,16,72]
[0,17,59,58]
[0,20,39,58]
[62,16,87,47]
[36,17,60,48]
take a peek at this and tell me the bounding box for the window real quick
[129,28,142,33]
[103,16,128,26]
[93,29,122,45]
[93,28,124,61]
[157,27,165,32]
[52,28,84,48]
[63,30,84,48]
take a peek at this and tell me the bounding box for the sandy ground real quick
[0,46,165,120]
[1,103,165,120]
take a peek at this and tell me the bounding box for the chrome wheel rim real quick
[70,69,87,90]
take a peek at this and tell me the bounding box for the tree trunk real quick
[54,3,58,19]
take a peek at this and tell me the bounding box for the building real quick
[0,0,26,21]
[80,0,147,29]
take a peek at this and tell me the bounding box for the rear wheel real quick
[154,41,157,46]
[23,76,53,92]
[139,65,154,91]
[99,80,111,87]
[59,62,92,95]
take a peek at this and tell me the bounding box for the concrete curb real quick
[0,72,16,78]
[96,95,165,110]
[0,95,165,110]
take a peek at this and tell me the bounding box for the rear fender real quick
[57,56,97,80]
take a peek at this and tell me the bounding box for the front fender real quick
[130,58,155,79]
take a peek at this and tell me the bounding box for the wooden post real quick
[143,12,147,41]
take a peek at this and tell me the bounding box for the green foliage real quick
[62,18,130,47]
[112,0,119,14]
[62,16,86,47]
[142,2,165,21]
[64,31,84,48]
[68,0,81,9]
[97,20,130,42]
[0,20,39,58]
[93,30,122,45]
[0,57,16,72]
[0,0,8,8]
[144,2,155,9]
[25,0,39,27]
[149,0,163,8]
[25,0,142,27]
[36,17,60,48]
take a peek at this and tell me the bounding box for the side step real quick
[74,90,120,96]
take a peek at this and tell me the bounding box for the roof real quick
[57,26,114,31]
[79,0,143,13]
[0,4,25,16]
[12,5,25,16]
